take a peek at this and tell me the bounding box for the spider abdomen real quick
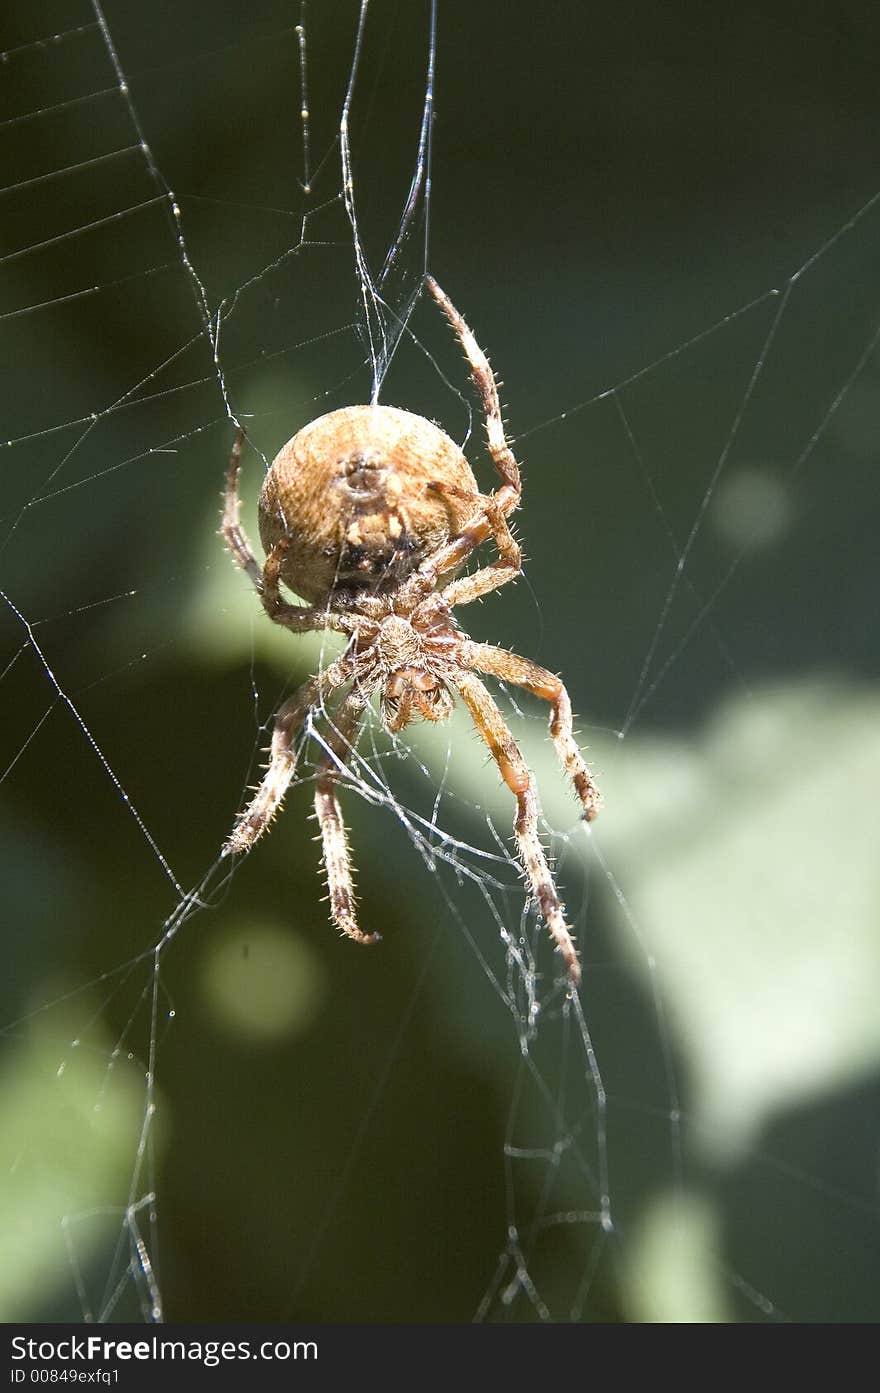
[258,404,479,604]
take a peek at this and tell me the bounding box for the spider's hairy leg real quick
[402,490,517,607]
[462,643,602,821]
[221,428,353,637]
[314,693,380,946]
[397,277,524,609]
[221,427,263,588]
[261,533,354,636]
[425,276,521,506]
[422,483,522,607]
[223,657,353,856]
[453,671,581,986]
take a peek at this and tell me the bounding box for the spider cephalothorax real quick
[221,276,601,984]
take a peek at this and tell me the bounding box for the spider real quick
[220,276,601,984]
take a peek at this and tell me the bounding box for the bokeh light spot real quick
[200,920,326,1043]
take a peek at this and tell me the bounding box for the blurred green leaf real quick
[0,1018,148,1319]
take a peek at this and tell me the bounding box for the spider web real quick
[2,0,880,1324]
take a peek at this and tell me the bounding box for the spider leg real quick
[221,427,352,636]
[223,655,354,855]
[452,670,581,985]
[221,427,263,588]
[402,279,524,601]
[425,276,521,507]
[260,532,353,635]
[314,692,380,946]
[462,644,602,822]
[423,482,522,606]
